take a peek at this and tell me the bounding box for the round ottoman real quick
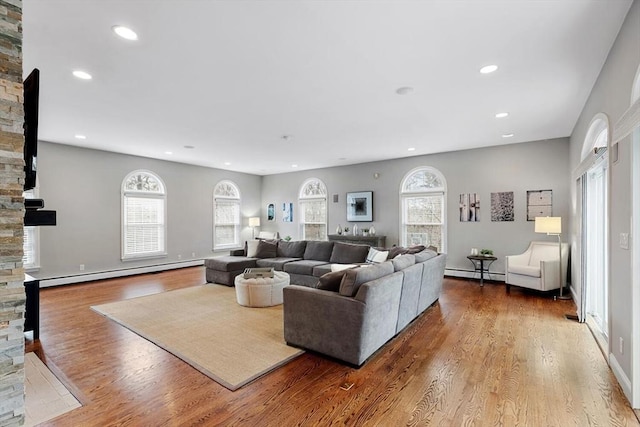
[234,271,290,307]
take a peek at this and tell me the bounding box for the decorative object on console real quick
[283,235,292,242]
[248,217,260,239]
[362,228,369,236]
[336,224,342,235]
[369,225,376,235]
[352,224,358,236]
[527,190,552,221]
[491,191,514,222]
[534,216,570,300]
[346,191,373,221]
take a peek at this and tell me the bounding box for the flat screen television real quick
[23,68,39,191]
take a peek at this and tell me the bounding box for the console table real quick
[328,234,386,247]
[24,274,40,339]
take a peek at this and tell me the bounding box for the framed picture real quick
[459,193,480,222]
[267,203,275,221]
[526,190,552,221]
[282,202,293,222]
[491,191,514,222]
[347,191,373,222]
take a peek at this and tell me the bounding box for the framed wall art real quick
[346,191,373,222]
[459,193,480,222]
[526,189,552,221]
[491,191,514,222]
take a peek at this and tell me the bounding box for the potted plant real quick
[284,235,292,242]
[480,249,493,256]
[362,228,369,236]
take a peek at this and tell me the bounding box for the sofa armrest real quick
[540,259,560,290]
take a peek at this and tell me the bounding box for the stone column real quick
[0,0,26,425]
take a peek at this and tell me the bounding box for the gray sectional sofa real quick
[283,250,446,366]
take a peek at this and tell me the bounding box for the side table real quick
[467,255,497,287]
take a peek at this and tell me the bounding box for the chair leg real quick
[506,283,511,293]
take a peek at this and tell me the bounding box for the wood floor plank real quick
[25,268,639,426]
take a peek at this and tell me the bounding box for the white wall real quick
[261,138,570,278]
[568,0,639,402]
[33,142,262,280]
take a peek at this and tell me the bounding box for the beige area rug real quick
[91,284,303,391]
[25,352,81,426]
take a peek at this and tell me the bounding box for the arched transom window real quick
[400,166,447,252]
[213,180,241,250]
[122,170,167,259]
[299,178,327,240]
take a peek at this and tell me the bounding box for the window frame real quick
[213,180,241,251]
[399,166,447,252]
[121,170,168,261]
[298,178,328,241]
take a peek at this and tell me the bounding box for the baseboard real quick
[39,260,204,287]
[445,268,505,282]
[610,353,633,404]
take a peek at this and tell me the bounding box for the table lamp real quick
[249,217,260,239]
[534,216,569,300]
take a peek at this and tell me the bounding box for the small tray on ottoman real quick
[243,267,275,279]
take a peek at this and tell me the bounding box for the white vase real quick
[353,224,358,236]
[370,226,376,236]
[336,224,342,235]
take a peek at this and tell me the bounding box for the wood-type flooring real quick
[26,267,639,426]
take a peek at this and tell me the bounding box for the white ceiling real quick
[22,0,633,176]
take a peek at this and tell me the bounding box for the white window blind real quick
[213,181,241,250]
[122,171,167,259]
[299,178,327,240]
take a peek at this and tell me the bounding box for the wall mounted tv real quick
[23,68,39,191]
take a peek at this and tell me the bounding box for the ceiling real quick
[22,0,633,176]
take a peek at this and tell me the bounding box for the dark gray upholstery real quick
[254,240,277,258]
[303,241,334,261]
[338,261,394,297]
[283,259,329,276]
[277,240,307,258]
[256,257,302,271]
[204,256,257,272]
[283,253,447,366]
[312,264,332,277]
[329,242,370,264]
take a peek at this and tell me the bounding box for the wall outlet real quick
[620,233,629,250]
[619,337,624,354]
[178,254,182,260]
[192,252,196,257]
[79,264,85,271]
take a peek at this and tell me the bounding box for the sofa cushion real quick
[330,242,369,264]
[366,247,389,264]
[312,264,332,277]
[339,261,394,297]
[277,240,307,258]
[284,260,329,276]
[255,239,277,258]
[256,257,301,271]
[392,254,416,271]
[204,256,257,272]
[316,268,354,292]
[303,241,334,261]
[414,248,438,263]
[509,264,541,278]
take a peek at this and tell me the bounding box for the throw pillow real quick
[254,239,277,258]
[366,247,389,264]
[316,269,354,292]
[331,263,358,272]
[329,242,370,264]
[246,240,260,257]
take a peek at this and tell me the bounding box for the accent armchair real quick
[505,241,569,292]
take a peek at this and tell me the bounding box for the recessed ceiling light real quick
[72,70,92,80]
[291,164,298,168]
[165,151,173,155]
[183,145,195,149]
[480,64,498,74]
[396,87,414,95]
[502,133,514,138]
[408,147,416,151]
[112,25,138,41]
[495,112,509,118]
[74,134,86,139]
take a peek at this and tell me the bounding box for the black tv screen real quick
[23,68,39,191]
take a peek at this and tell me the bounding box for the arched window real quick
[298,178,327,240]
[121,170,167,259]
[581,114,609,162]
[400,167,447,252]
[213,180,241,250]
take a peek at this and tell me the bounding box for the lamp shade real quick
[534,216,561,234]
[248,217,261,227]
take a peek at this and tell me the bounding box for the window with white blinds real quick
[400,167,447,252]
[213,180,241,250]
[299,178,327,240]
[23,189,39,269]
[122,170,167,260]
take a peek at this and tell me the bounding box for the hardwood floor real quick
[27,267,638,426]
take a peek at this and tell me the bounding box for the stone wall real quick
[0,0,25,425]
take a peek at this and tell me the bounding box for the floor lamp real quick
[534,216,570,300]
[249,217,260,239]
